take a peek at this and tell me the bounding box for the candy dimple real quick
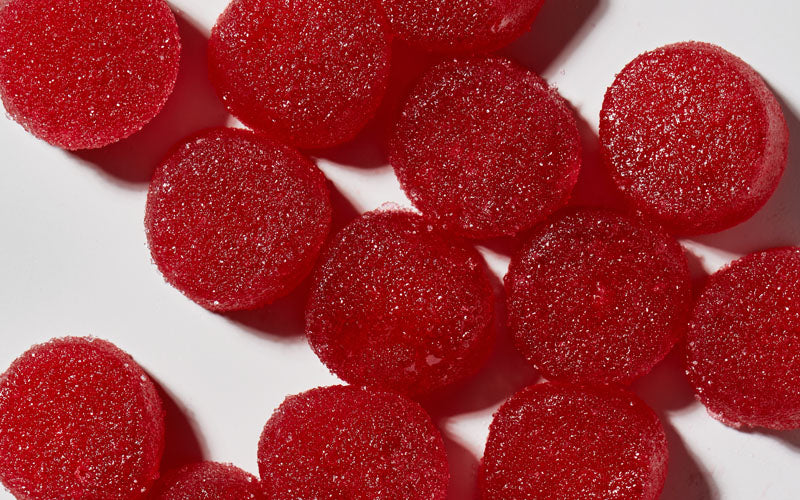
[390,57,581,239]
[208,0,391,149]
[258,385,448,499]
[480,383,668,500]
[0,0,180,150]
[0,337,164,499]
[506,208,691,385]
[145,127,331,312]
[306,208,495,396]
[600,41,788,235]
[687,248,800,429]
[153,462,265,499]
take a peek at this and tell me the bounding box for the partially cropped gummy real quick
[153,462,265,500]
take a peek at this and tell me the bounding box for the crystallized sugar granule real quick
[153,462,265,499]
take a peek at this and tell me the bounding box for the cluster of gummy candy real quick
[0,0,793,498]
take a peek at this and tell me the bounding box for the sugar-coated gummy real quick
[380,0,544,53]
[480,383,668,500]
[687,248,800,429]
[506,208,691,385]
[306,208,495,396]
[391,57,581,239]
[0,0,180,150]
[0,337,164,499]
[145,128,331,312]
[153,462,265,499]
[258,385,448,499]
[600,42,788,235]
[208,0,391,149]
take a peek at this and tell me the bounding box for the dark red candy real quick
[506,208,691,385]
[480,383,668,500]
[153,462,264,499]
[145,128,331,312]
[0,337,164,499]
[306,209,495,396]
[600,42,789,235]
[687,248,800,429]
[258,385,448,499]
[390,57,581,238]
[0,0,180,150]
[380,0,544,53]
[208,0,391,149]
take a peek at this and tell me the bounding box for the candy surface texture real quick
[153,462,264,499]
[0,0,180,150]
[0,337,164,499]
[600,42,788,235]
[145,128,331,311]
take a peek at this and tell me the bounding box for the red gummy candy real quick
[506,208,691,385]
[258,385,448,499]
[145,128,330,312]
[600,42,789,235]
[480,382,668,500]
[380,0,544,53]
[687,248,800,429]
[390,57,581,239]
[208,0,391,149]
[0,0,180,150]
[0,337,164,499]
[153,462,264,499]
[306,208,495,396]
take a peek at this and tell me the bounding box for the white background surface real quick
[1,0,800,498]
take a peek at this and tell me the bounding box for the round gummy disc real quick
[145,128,331,312]
[0,337,164,499]
[0,0,180,150]
[208,0,391,149]
[600,42,788,235]
[480,383,668,500]
[506,208,691,385]
[153,462,264,499]
[306,208,495,396]
[390,57,581,238]
[687,247,800,429]
[258,385,448,499]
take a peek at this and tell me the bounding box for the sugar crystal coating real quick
[258,385,448,499]
[390,57,581,238]
[0,0,180,150]
[306,209,495,396]
[153,462,265,499]
[600,42,788,235]
[506,208,691,385]
[145,128,331,312]
[0,337,164,499]
[480,383,668,500]
[380,0,544,53]
[208,0,391,149]
[687,248,800,429]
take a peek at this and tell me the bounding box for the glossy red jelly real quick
[145,128,331,312]
[0,337,164,499]
[687,248,800,429]
[258,385,448,499]
[480,383,668,500]
[391,57,581,238]
[600,42,788,235]
[153,462,264,499]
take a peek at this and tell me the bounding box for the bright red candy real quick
[687,248,800,429]
[600,42,789,235]
[306,208,495,396]
[390,57,581,239]
[145,128,331,312]
[258,385,448,499]
[208,0,391,149]
[480,383,668,500]
[153,462,264,500]
[506,208,691,385]
[0,337,164,499]
[0,0,180,150]
[380,0,544,53]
